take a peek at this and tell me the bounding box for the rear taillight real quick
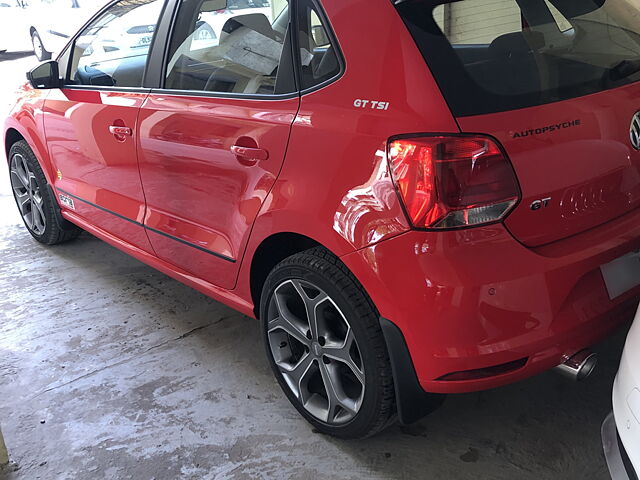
[387,135,520,229]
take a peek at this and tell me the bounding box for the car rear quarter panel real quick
[235,0,459,298]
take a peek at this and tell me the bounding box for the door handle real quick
[230,145,269,162]
[109,125,132,137]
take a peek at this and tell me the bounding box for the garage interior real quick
[0,1,637,477]
[0,55,629,480]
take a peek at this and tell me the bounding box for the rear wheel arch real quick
[249,232,322,318]
[250,234,446,427]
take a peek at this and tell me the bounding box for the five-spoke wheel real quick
[10,152,47,236]
[261,247,396,438]
[8,140,80,245]
[267,279,365,424]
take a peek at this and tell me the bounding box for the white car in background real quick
[0,0,31,54]
[0,0,104,60]
[29,0,106,60]
[603,303,640,480]
[0,0,271,60]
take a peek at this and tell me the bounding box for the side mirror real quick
[27,60,60,89]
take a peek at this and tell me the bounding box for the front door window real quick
[67,0,163,88]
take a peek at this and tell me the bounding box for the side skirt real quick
[61,210,256,318]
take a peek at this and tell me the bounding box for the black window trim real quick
[142,0,180,87]
[56,0,345,98]
[59,84,153,93]
[296,0,345,96]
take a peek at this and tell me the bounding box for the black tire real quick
[8,140,81,245]
[260,247,396,439]
[31,30,51,61]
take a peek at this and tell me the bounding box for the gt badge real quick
[530,197,552,211]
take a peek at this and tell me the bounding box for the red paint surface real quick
[4,0,640,395]
[43,88,154,253]
[137,93,299,289]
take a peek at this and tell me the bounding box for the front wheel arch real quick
[4,128,25,162]
[8,140,80,244]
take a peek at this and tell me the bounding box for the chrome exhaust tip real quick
[554,350,598,381]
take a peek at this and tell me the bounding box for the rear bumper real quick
[341,207,640,394]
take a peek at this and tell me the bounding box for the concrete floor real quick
[0,53,629,480]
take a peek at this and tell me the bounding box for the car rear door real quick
[396,0,640,247]
[137,0,298,289]
[44,0,164,252]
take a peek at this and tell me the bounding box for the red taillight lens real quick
[388,135,520,229]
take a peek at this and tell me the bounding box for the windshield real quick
[395,0,640,116]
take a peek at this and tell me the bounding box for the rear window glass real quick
[395,0,640,116]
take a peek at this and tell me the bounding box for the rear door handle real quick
[109,125,132,137]
[230,145,269,162]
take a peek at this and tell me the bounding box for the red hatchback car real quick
[5,0,640,438]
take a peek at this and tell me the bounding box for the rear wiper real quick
[608,59,640,81]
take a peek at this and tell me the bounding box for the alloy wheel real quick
[10,153,47,235]
[267,279,365,425]
[32,34,43,60]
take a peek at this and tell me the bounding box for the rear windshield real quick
[395,0,640,116]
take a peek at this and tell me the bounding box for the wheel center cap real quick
[312,342,322,357]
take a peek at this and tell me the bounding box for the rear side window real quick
[67,0,163,87]
[164,0,294,95]
[396,0,640,116]
[296,0,341,90]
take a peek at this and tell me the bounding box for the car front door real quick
[137,0,298,289]
[44,0,164,252]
